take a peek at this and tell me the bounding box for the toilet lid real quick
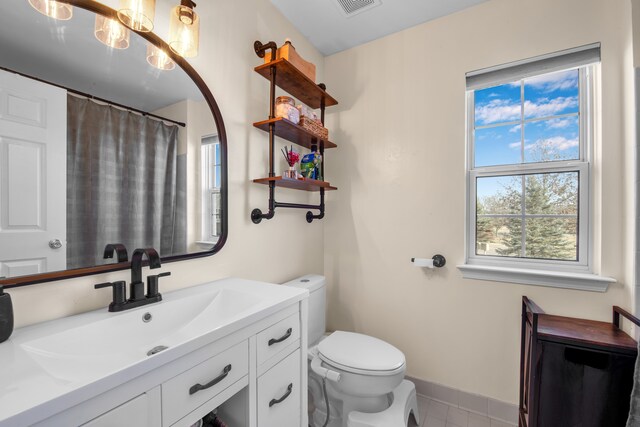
[317,331,406,376]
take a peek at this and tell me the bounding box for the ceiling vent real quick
[335,0,382,18]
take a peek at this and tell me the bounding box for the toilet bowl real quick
[283,275,417,427]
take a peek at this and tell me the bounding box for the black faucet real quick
[95,247,170,312]
[130,248,161,301]
[103,243,128,263]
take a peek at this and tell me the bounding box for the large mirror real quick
[0,0,227,286]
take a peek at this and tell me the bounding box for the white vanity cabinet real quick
[80,388,162,427]
[17,292,308,427]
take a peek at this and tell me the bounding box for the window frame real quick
[464,65,596,275]
[200,135,221,243]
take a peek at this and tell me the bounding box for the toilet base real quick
[347,380,419,427]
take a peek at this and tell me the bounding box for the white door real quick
[0,70,67,278]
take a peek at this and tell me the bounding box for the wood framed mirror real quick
[0,0,228,288]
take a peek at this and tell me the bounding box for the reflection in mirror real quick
[0,0,223,281]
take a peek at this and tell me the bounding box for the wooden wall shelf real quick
[253,118,337,150]
[251,41,339,224]
[253,177,337,192]
[254,59,338,109]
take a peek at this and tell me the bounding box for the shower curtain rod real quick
[1,66,187,128]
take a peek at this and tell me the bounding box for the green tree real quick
[478,144,578,260]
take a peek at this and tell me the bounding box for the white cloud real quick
[476,96,578,125]
[509,124,521,133]
[509,142,521,149]
[524,136,578,151]
[545,117,575,129]
[525,70,578,92]
[475,99,520,124]
[524,96,578,119]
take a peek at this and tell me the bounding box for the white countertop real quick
[0,278,308,426]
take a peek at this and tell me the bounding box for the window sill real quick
[195,241,217,246]
[457,264,616,292]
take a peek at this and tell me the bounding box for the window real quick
[460,44,614,290]
[201,135,221,242]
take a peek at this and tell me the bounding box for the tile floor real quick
[410,395,517,427]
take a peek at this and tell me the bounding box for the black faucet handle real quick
[146,272,170,299]
[95,281,127,310]
[103,244,128,263]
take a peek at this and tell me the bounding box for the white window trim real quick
[458,59,615,291]
[201,135,221,243]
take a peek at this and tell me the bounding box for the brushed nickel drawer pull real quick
[269,383,293,407]
[268,328,292,346]
[189,364,232,395]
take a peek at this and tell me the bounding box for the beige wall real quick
[323,0,636,404]
[8,0,325,327]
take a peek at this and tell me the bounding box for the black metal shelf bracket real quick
[251,40,330,225]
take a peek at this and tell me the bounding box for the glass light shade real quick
[168,4,199,58]
[117,0,155,32]
[146,44,175,71]
[28,0,73,20]
[95,15,130,49]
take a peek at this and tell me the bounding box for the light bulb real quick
[28,0,73,20]
[168,2,199,58]
[117,0,155,32]
[95,15,130,49]
[147,44,176,71]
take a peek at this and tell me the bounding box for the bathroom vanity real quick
[0,278,308,427]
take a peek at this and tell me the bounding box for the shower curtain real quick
[66,95,186,269]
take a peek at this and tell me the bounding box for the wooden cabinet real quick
[519,297,639,427]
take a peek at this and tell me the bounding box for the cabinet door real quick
[81,388,160,427]
[257,349,301,427]
[538,341,636,427]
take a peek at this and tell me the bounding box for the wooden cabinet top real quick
[536,314,637,354]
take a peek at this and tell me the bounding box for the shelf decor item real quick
[264,39,316,83]
[251,40,339,224]
[299,115,328,140]
[282,146,300,178]
[275,96,300,124]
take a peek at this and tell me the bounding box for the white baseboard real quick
[405,375,519,425]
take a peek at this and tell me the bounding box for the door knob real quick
[49,239,62,249]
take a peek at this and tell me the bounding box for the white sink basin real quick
[20,287,263,383]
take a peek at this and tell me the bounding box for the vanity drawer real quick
[162,340,248,426]
[257,311,300,366]
[257,349,301,427]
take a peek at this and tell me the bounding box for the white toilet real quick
[284,275,419,427]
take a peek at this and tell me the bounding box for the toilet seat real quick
[318,331,406,376]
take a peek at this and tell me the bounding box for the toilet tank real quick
[282,274,326,347]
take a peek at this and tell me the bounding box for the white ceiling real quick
[270,0,489,56]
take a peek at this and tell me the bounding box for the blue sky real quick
[474,69,580,199]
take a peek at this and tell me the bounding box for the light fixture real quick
[95,15,130,49]
[28,0,73,20]
[168,0,199,58]
[117,0,155,32]
[146,44,175,71]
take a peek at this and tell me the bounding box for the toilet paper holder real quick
[411,255,446,268]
